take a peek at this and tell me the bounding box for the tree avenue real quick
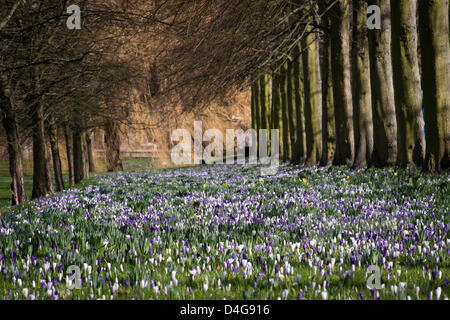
[0,0,448,207]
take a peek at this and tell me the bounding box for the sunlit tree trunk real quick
[259,74,272,154]
[302,32,322,166]
[391,0,425,168]
[331,0,354,165]
[254,77,261,151]
[368,0,397,166]
[251,81,257,130]
[86,130,96,173]
[320,13,336,167]
[352,0,374,167]
[287,59,298,163]
[271,70,284,160]
[293,44,307,165]
[281,63,292,161]
[419,0,450,172]
[104,121,123,172]
[73,128,89,184]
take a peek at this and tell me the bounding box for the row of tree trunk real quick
[0,84,123,205]
[251,0,449,172]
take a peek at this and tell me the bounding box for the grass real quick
[0,157,155,210]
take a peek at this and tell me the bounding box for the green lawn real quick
[0,157,155,210]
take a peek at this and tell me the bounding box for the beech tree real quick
[320,8,336,167]
[330,0,354,165]
[352,0,374,167]
[391,0,425,168]
[302,31,322,166]
[419,0,450,172]
[368,0,397,166]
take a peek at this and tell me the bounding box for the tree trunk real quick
[104,121,123,172]
[86,130,96,173]
[82,132,90,178]
[254,77,261,153]
[302,32,322,166]
[287,59,297,162]
[391,0,425,168]
[368,0,397,167]
[0,84,26,205]
[48,120,65,192]
[259,74,272,154]
[73,129,89,184]
[331,0,354,165]
[31,101,52,198]
[352,0,374,167]
[45,143,54,194]
[64,125,74,187]
[251,81,257,130]
[419,0,450,172]
[293,44,307,165]
[280,63,292,161]
[271,70,284,160]
[320,14,336,167]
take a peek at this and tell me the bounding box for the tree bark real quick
[391,0,425,168]
[45,143,54,194]
[82,131,90,178]
[0,83,26,205]
[368,0,398,166]
[280,63,292,161]
[271,70,284,160]
[419,0,450,172]
[31,100,53,198]
[302,32,322,166]
[331,0,354,165]
[48,120,65,192]
[251,81,257,131]
[104,121,123,172]
[287,59,297,163]
[352,0,374,167]
[320,13,336,167]
[86,130,96,173]
[73,129,89,184]
[259,74,272,154]
[293,44,307,165]
[64,125,74,187]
